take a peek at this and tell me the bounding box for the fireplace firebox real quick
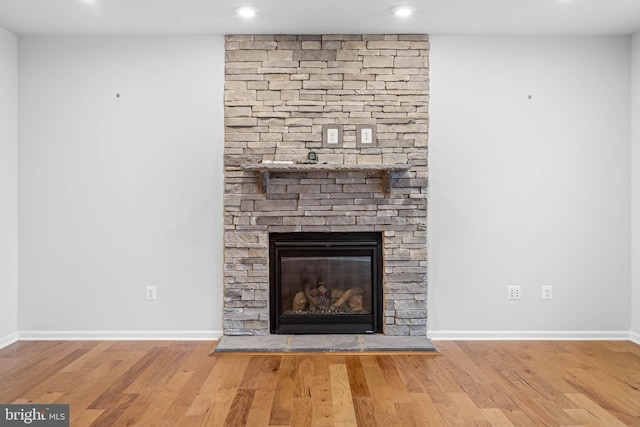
[269,232,383,334]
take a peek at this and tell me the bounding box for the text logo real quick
[0,405,69,426]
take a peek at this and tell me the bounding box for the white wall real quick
[0,27,18,347]
[632,33,640,340]
[428,37,631,338]
[13,34,637,340]
[18,36,225,336]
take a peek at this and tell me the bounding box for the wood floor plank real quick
[128,370,195,427]
[33,391,65,404]
[60,360,122,424]
[60,341,114,373]
[359,356,403,427]
[310,356,334,427]
[293,356,314,399]
[0,342,46,374]
[124,343,191,394]
[441,391,489,425]
[290,396,313,427]
[0,340,639,426]
[481,408,515,426]
[244,390,275,427]
[69,409,104,426]
[392,355,429,394]
[0,346,90,402]
[88,346,164,409]
[564,392,628,426]
[224,388,256,427]
[398,393,446,427]
[352,397,378,427]
[568,366,640,419]
[90,392,138,427]
[329,364,358,427]
[373,354,413,403]
[269,356,296,426]
[418,346,465,401]
[0,357,18,377]
[345,356,370,399]
[111,392,157,427]
[242,356,281,427]
[493,370,576,425]
[159,343,218,425]
[193,356,251,427]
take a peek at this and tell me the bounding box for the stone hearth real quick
[224,34,429,336]
[214,335,438,353]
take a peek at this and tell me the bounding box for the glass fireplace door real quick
[270,232,382,334]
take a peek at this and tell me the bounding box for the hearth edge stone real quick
[213,334,438,353]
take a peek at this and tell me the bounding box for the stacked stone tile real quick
[224,35,428,336]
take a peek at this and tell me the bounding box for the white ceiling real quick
[1,0,640,36]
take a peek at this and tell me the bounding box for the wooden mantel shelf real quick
[244,163,411,195]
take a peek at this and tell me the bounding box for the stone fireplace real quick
[224,34,428,336]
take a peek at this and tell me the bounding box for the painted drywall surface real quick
[15,34,634,337]
[18,36,225,332]
[632,33,640,338]
[0,27,18,344]
[428,36,631,334]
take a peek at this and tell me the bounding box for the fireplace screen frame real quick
[269,232,383,334]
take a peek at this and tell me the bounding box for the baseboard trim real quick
[11,330,637,344]
[18,330,222,341]
[427,330,632,341]
[0,332,19,350]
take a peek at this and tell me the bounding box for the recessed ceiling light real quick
[393,6,413,18]
[237,7,256,18]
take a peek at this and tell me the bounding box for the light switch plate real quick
[356,124,377,147]
[322,124,343,147]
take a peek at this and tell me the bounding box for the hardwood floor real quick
[0,340,639,426]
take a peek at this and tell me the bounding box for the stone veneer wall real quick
[224,34,428,336]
